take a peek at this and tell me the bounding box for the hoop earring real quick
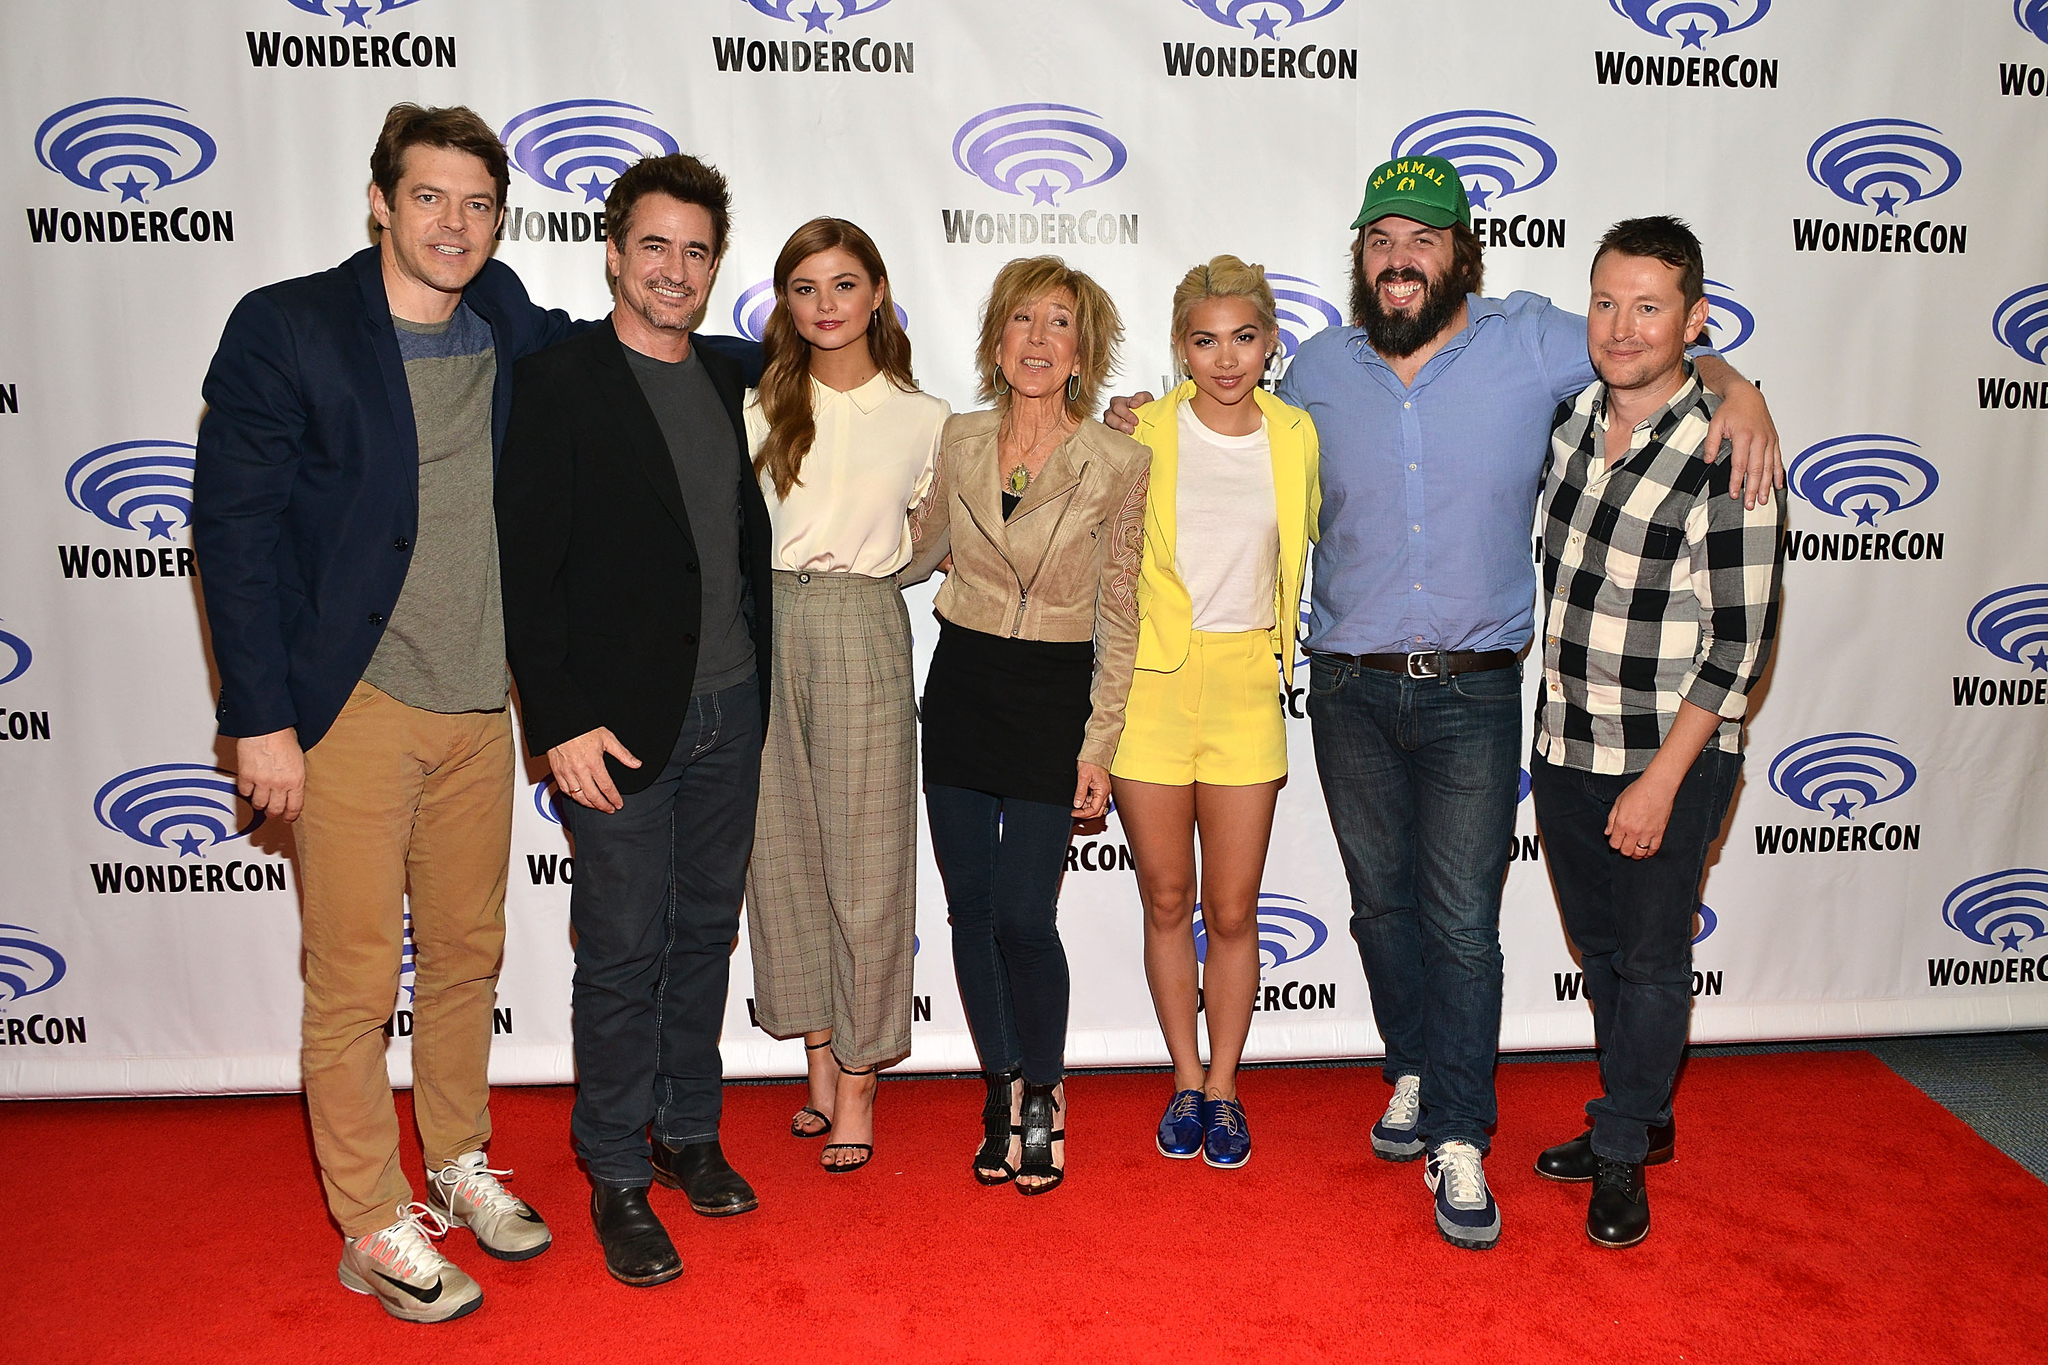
[1065,372,1081,403]
[993,367,1010,397]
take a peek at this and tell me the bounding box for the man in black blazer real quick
[497,153,773,1289]
[195,105,573,1324]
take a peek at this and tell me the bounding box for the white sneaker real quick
[1424,1140,1502,1250]
[338,1203,483,1323]
[428,1151,552,1261]
[1371,1074,1425,1161]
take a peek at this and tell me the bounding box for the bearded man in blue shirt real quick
[1110,155,1781,1250]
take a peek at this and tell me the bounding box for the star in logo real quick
[1677,19,1708,48]
[1248,8,1281,38]
[2028,646,2048,673]
[1027,175,1059,206]
[1998,927,2026,952]
[1871,188,1901,217]
[800,1,833,31]
[173,830,205,858]
[114,172,148,203]
[1851,499,1881,526]
[335,0,372,27]
[1465,181,1493,210]
[577,171,609,204]
[1827,794,1857,820]
[140,510,177,540]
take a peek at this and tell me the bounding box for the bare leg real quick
[1190,780,1282,1102]
[1113,778,1203,1093]
[822,1060,878,1169]
[793,1029,834,1136]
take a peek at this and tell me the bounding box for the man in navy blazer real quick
[195,104,574,1324]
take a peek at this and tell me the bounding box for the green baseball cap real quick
[1351,155,1472,231]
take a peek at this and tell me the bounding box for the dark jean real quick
[1307,655,1523,1153]
[563,677,762,1187]
[1531,747,1741,1164]
[924,784,1074,1086]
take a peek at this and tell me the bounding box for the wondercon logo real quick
[93,763,263,857]
[398,907,417,1003]
[1269,274,1342,360]
[1787,435,1937,524]
[1693,903,1718,944]
[35,98,217,204]
[952,104,1128,207]
[1966,585,2048,671]
[745,0,893,30]
[731,280,908,342]
[532,778,564,825]
[1610,0,1768,46]
[501,101,682,203]
[1182,0,1346,36]
[2018,0,2048,44]
[281,0,429,26]
[1942,868,2048,952]
[1805,119,1962,217]
[1192,893,1329,969]
[1992,284,2048,366]
[1767,733,1917,820]
[1390,110,1556,210]
[0,925,67,1004]
[1702,279,1754,352]
[0,622,31,686]
[65,441,196,539]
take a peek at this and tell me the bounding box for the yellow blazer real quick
[1129,381,1320,687]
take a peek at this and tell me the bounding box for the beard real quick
[1351,264,1468,359]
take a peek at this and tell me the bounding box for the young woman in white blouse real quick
[1112,257,1319,1170]
[742,218,949,1172]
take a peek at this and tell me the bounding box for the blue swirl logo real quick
[1943,868,2048,952]
[1269,273,1342,360]
[93,763,263,857]
[731,279,908,342]
[1992,283,2048,366]
[282,0,429,26]
[399,906,417,1003]
[1787,435,1937,525]
[0,925,66,1004]
[1193,893,1329,969]
[1693,903,1717,945]
[532,779,564,825]
[744,0,894,31]
[1703,278,1754,352]
[2018,0,2048,43]
[35,98,217,204]
[1966,584,2048,670]
[1390,110,1557,211]
[1768,733,1917,821]
[501,100,681,203]
[1610,0,1769,45]
[1806,119,1962,217]
[1518,768,1532,803]
[0,623,30,686]
[952,104,1128,206]
[1182,0,1346,36]
[65,440,196,540]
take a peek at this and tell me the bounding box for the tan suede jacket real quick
[902,410,1151,768]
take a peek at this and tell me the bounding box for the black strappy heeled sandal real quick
[972,1068,1022,1186]
[790,1039,834,1139]
[1016,1080,1066,1197]
[822,1062,878,1173]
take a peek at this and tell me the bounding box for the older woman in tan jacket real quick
[901,255,1149,1196]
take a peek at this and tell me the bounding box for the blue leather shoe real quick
[1155,1089,1204,1159]
[1202,1097,1251,1170]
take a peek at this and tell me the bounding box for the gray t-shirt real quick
[361,302,509,713]
[624,344,755,695]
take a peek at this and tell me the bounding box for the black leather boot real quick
[1586,1158,1651,1248]
[590,1184,683,1286]
[652,1138,759,1216]
[1534,1121,1675,1182]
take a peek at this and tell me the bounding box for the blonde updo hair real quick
[1169,255,1278,378]
[974,255,1123,422]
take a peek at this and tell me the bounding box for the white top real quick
[743,372,950,576]
[1175,404,1279,633]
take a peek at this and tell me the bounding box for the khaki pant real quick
[297,681,512,1239]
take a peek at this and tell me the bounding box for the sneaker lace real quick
[361,1202,452,1278]
[436,1153,524,1217]
[1435,1141,1487,1204]
[1385,1075,1421,1126]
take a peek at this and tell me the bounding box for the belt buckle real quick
[1405,650,1439,679]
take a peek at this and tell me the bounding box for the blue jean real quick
[1530,748,1741,1163]
[1307,656,1523,1152]
[562,678,762,1187]
[924,784,1074,1086]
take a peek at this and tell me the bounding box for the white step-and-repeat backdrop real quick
[3,0,2045,1097]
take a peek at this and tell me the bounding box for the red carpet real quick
[4,1054,2041,1364]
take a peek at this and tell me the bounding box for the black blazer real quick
[497,318,774,795]
[195,248,581,748]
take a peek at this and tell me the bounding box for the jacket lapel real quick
[956,421,1013,565]
[588,317,693,541]
[1141,384,1190,578]
[1003,430,1087,586]
[351,249,421,505]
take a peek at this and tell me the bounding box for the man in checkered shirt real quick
[1528,217,1784,1250]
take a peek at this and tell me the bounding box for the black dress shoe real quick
[651,1138,759,1217]
[590,1184,683,1287]
[1586,1157,1651,1248]
[1534,1122,1675,1182]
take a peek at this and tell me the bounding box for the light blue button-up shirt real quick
[1277,291,1597,657]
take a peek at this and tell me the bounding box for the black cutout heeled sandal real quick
[973,1068,1023,1186]
[822,1061,878,1173]
[790,1039,835,1139]
[1016,1080,1066,1197]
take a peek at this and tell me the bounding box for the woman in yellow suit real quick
[1112,257,1319,1170]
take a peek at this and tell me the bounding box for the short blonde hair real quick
[974,255,1123,421]
[1169,255,1278,377]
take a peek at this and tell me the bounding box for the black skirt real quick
[921,618,1094,807]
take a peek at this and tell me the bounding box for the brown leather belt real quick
[1319,648,1519,680]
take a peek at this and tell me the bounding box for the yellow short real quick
[1110,629,1288,787]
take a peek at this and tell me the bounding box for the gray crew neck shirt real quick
[623,342,755,696]
[361,301,509,713]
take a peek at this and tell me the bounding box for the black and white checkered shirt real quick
[1535,364,1785,774]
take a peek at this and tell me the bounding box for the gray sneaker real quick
[338,1204,483,1324]
[1371,1074,1425,1161]
[428,1151,552,1261]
